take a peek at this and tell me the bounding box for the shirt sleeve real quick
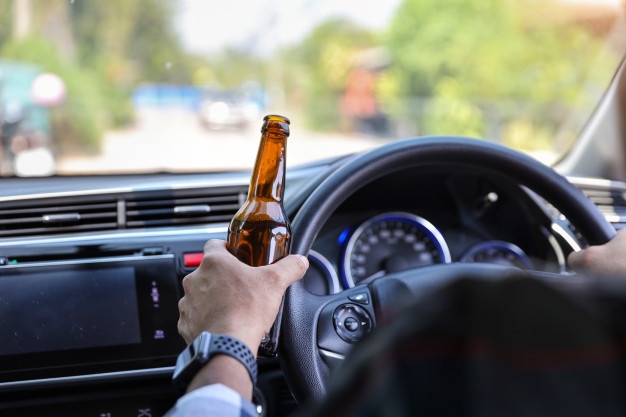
[164,383,258,417]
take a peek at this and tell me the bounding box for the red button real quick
[183,253,204,267]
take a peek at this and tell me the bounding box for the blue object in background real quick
[132,84,204,110]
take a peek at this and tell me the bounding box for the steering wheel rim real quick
[279,136,615,404]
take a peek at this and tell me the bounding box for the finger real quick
[200,239,242,271]
[203,238,228,254]
[567,249,585,268]
[264,254,309,287]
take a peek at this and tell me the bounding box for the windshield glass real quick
[0,0,624,176]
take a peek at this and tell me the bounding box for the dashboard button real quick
[183,253,203,267]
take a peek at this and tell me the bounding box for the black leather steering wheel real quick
[278,136,616,405]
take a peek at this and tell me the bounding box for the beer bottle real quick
[227,114,291,358]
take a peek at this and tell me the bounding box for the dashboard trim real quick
[0,253,174,269]
[0,178,250,203]
[0,225,228,247]
[0,367,175,390]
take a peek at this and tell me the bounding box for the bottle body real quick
[227,200,291,267]
[227,115,291,358]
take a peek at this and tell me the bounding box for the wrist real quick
[187,354,254,399]
[173,332,258,394]
[207,323,264,357]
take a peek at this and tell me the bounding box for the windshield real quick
[0,0,624,176]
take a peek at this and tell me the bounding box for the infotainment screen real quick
[0,267,141,356]
[0,255,184,383]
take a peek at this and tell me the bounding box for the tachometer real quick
[301,250,341,295]
[460,241,532,269]
[340,212,451,288]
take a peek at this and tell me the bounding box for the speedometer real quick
[340,212,451,288]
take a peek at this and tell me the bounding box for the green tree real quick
[1,0,205,152]
[289,18,377,130]
[385,0,615,148]
[0,2,12,47]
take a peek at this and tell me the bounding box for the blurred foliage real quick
[2,36,105,150]
[287,18,377,131]
[209,48,267,89]
[0,0,620,160]
[385,0,617,151]
[0,2,12,47]
[1,0,204,152]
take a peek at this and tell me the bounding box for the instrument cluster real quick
[302,211,534,296]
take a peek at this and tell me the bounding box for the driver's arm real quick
[568,228,626,275]
[168,239,308,414]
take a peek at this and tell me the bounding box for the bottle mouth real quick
[262,114,290,136]
[263,114,290,124]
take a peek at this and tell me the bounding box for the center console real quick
[0,254,185,385]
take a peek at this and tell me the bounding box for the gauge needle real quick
[360,270,387,285]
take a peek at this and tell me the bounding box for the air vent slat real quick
[0,203,116,216]
[126,203,239,218]
[124,188,246,230]
[0,222,118,237]
[126,195,238,208]
[126,214,234,228]
[575,180,626,229]
[0,211,116,225]
[0,195,118,238]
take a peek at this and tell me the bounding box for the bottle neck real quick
[249,129,287,202]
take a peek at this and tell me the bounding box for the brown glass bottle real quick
[227,114,291,358]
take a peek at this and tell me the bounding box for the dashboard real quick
[0,158,612,416]
[301,168,567,297]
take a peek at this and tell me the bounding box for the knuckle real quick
[181,274,193,291]
[583,246,600,264]
[203,239,224,254]
[263,267,281,284]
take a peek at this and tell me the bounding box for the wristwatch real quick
[172,331,258,388]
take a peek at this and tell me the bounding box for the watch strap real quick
[172,332,258,388]
[209,333,258,385]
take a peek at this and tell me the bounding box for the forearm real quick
[186,354,254,401]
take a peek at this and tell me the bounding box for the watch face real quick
[172,332,211,386]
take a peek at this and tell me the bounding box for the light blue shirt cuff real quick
[165,383,258,417]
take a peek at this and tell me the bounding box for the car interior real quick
[1,1,626,416]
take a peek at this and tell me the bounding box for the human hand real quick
[568,228,626,276]
[177,239,309,355]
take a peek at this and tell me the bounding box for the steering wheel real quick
[278,136,616,405]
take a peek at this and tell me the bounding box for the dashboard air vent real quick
[125,189,244,228]
[0,198,118,238]
[574,179,626,230]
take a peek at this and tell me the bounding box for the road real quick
[56,109,393,174]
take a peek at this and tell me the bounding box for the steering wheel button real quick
[344,317,359,332]
[333,303,373,343]
[348,292,370,305]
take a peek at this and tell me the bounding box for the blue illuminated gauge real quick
[340,212,451,288]
[301,250,341,295]
[460,241,533,269]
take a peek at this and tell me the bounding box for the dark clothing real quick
[307,276,626,417]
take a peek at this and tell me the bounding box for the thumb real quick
[266,254,309,287]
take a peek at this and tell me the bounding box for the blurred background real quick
[0,0,624,176]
